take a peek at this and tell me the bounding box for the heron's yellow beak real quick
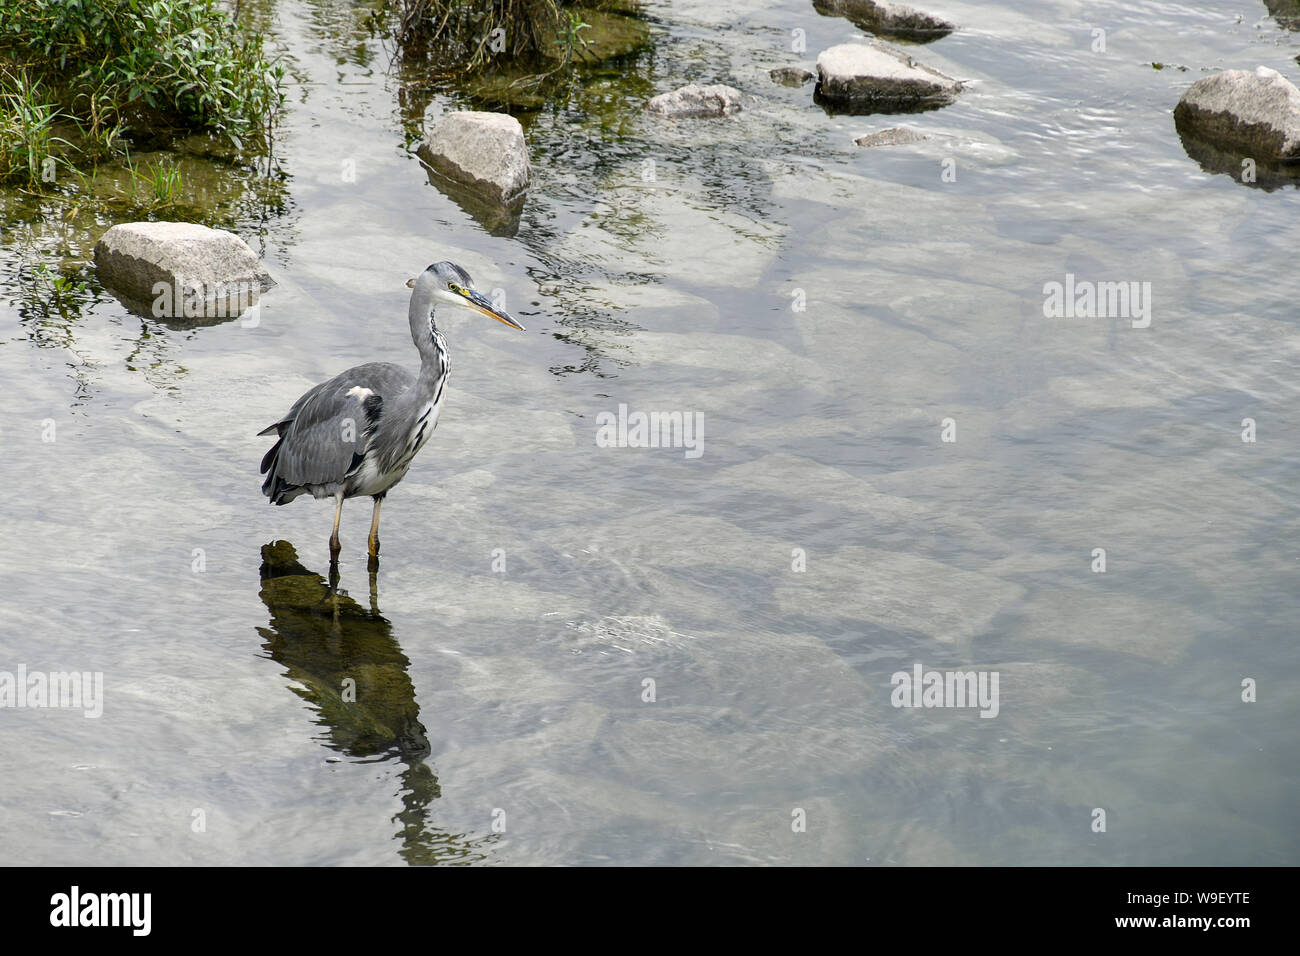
[457,286,526,331]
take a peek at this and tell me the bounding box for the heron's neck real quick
[404,297,450,406]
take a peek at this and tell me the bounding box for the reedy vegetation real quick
[0,0,284,187]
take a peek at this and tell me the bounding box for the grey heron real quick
[259,261,524,564]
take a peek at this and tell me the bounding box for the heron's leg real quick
[368,494,384,558]
[329,490,345,562]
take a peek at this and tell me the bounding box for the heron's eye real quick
[448,282,464,295]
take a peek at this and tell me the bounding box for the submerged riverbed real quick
[1,0,1297,865]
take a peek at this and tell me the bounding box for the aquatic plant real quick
[0,68,72,186]
[119,152,186,211]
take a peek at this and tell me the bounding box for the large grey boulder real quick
[813,0,954,42]
[1173,67,1300,161]
[816,42,961,112]
[417,111,530,206]
[645,84,745,118]
[94,221,271,318]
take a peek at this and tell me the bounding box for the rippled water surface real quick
[2,0,1298,865]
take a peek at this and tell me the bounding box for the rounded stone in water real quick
[93,221,272,317]
[645,84,746,118]
[417,111,531,206]
[1174,66,1300,161]
[815,41,962,113]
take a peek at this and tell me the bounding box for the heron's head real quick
[406,261,525,331]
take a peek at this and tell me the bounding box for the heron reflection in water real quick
[257,540,490,864]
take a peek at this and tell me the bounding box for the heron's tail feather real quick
[261,461,302,504]
[260,421,303,504]
[265,477,302,505]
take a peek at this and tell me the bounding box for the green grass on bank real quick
[0,0,284,186]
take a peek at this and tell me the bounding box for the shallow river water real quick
[1,0,1297,865]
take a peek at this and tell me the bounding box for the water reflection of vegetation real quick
[9,261,103,350]
[3,252,193,397]
[391,0,635,73]
[295,0,389,70]
[257,540,491,865]
[388,0,650,122]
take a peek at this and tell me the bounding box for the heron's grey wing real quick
[260,362,414,501]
